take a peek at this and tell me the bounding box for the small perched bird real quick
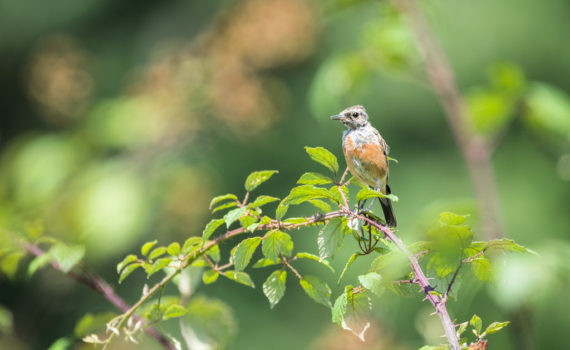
[331,105,397,227]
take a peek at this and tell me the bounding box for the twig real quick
[22,244,176,350]
[281,255,303,280]
[444,262,463,301]
[392,0,502,240]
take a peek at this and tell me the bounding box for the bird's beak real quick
[330,114,342,121]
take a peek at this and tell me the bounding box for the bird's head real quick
[330,105,369,129]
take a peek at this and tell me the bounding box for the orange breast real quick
[343,133,388,191]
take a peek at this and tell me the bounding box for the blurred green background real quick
[1,0,569,349]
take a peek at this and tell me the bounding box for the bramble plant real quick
[0,145,533,350]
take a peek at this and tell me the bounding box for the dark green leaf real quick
[202,270,219,284]
[249,195,280,208]
[232,237,261,272]
[245,170,278,192]
[358,272,384,296]
[262,230,294,260]
[203,219,225,241]
[223,207,247,228]
[263,270,287,309]
[141,240,157,256]
[167,242,181,256]
[300,275,331,307]
[305,146,339,174]
[295,252,335,272]
[117,254,137,273]
[119,263,140,284]
[224,271,255,288]
[49,244,85,273]
[297,172,333,185]
[470,314,482,335]
[209,194,238,209]
[318,217,345,261]
[338,253,360,284]
[482,321,509,336]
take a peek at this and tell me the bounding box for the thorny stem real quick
[22,244,176,350]
[392,0,502,240]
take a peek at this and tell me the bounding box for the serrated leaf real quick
[202,270,219,284]
[356,187,398,202]
[300,275,331,307]
[471,258,493,281]
[245,170,278,192]
[439,212,468,225]
[224,271,255,288]
[338,253,360,284]
[212,201,238,213]
[163,304,188,320]
[202,219,225,241]
[147,258,172,278]
[119,263,140,283]
[305,146,339,174]
[358,272,384,296]
[263,270,287,309]
[318,217,345,261]
[295,252,335,272]
[141,240,157,256]
[262,230,294,260]
[117,254,137,273]
[232,237,262,272]
[470,314,482,335]
[49,244,85,273]
[167,243,181,256]
[223,207,247,228]
[249,195,280,208]
[149,247,167,260]
[252,258,281,268]
[209,194,238,209]
[297,172,333,185]
[482,321,509,336]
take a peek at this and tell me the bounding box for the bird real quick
[331,105,397,227]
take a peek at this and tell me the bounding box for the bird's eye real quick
[352,112,359,118]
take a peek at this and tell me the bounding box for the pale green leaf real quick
[470,314,482,335]
[245,170,278,192]
[338,253,360,284]
[252,258,281,268]
[318,217,345,261]
[263,270,287,309]
[203,219,225,241]
[141,240,157,256]
[300,275,331,307]
[297,172,333,185]
[146,258,172,278]
[49,244,85,273]
[439,212,468,225]
[482,321,510,336]
[119,263,140,284]
[471,257,493,281]
[116,254,137,273]
[232,237,262,272]
[167,242,181,256]
[305,146,339,174]
[212,201,238,213]
[28,253,52,276]
[356,187,398,202]
[209,194,238,209]
[275,199,289,220]
[163,304,188,320]
[249,195,280,208]
[182,237,203,255]
[202,270,219,284]
[223,207,247,228]
[295,252,335,272]
[262,230,294,261]
[224,271,255,288]
[149,247,167,260]
[358,272,384,296]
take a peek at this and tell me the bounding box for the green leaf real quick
[232,237,262,272]
[287,185,335,205]
[356,186,398,202]
[471,257,493,281]
[209,194,238,209]
[263,270,287,309]
[331,285,373,341]
[317,217,345,261]
[245,170,278,192]
[49,244,85,273]
[167,242,181,256]
[358,272,384,296]
[146,258,172,278]
[252,258,281,268]
[297,172,333,185]
[332,288,348,325]
[239,216,257,230]
[163,304,188,320]
[183,295,237,349]
[141,240,158,256]
[439,212,468,225]
[338,253,360,284]
[223,207,247,228]
[275,199,289,220]
[295,252,335,272]
[0,251,24,278]
[119,263,140,284]
[305,146,339,174]
[224,271,255,288]
[309,199,331,213]
[212,201,238,213]
[470,314,482,335]
[262,230,294,261]
[484,239,536,254]
[202,270,219,284]
[48,338,72,350]
[456,321,468,338]
[28,253,52,276]
[300,275,331,307]
[249,195,280,208]
[205,243,221,263]
[482,321,510,336]
[182,237,203,255]
[203,219,225,241]
[74,312,115,337]
[117,254,137,273]
[25,220,44,239]
[149,247,167,260]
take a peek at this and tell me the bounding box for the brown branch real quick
[392,0,502,240]
[22,243,176,350]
